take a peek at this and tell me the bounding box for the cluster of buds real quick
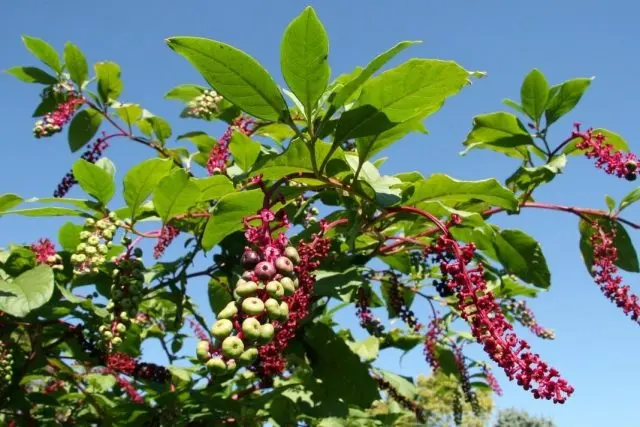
[427,214,573,404]
[99,251,145,348]
[387,274,422,332]
[355,287,385,336]
[70,213,118,274]
[0,341,12,390]
[31,238,63,270]
[54,134,110,198]
[373,373,426,423]
[153,224,180,259]
[503,299,555,339]
[589,221,640,323]
[33,95,83,138]
[185,89,223,119]
[423,317,443,371]
[573,123,639,181]
[207,116,255,175]
[196,219,299,376]
[454,346,480,416]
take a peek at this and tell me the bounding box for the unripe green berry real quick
[239,348,258,365]
[266,281,285,299]
[196,341,211,361]
[284,246,300,264]
[211,319,234,339]
[258,323,275,344]
[98,325,107,333]
[103,331,113,340]
[241,297,265,315]
[221,336,244,358]
[111,337,123,346]
[279,302,289,320]
[120,311,129,321]
[280,277,296,295]
[242,317,261,341]
[116,323,127,333]
[206,357,227,374]
[236,280,258,297]
[217,301,238,319]
[274,256,294,274]
[264,298,280,319]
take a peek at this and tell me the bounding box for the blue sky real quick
[2,1,640,425]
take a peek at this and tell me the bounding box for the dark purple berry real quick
[254,261,276,280]
[241,250,261,269]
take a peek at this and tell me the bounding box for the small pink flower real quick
[33,96,83,138]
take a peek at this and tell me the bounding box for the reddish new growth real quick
[249,210,330,378]
[427,215,573,403]
[590,221,640,323]
[33,95,83,138]
[423,317,443,371]
[207,116,255,175]
[31,238,61,268]
[355,287,385,336]
[483,364,503,396]
[504,299,555,340]
[572,123,638,181]
[153,224,180,259]
[54,135,110,198]
[115,375,144,404]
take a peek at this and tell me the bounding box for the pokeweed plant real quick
[1,5,639,426]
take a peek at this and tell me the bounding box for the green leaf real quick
[208,276,233,316]
[493,229,551,288]
[304,323,379,408]
[0,194,23,213]
[229,132,262,172]
[334,59,470,142]
[356,119,427,162]
[166,37,289,121]
[123,158,173,220]
[545,77,593,126]
[0,265,54,317]
[68,109,102,152]
[281,6,330,116]
[375,370,416,399]
[72,159,115,205]
[152,169,200,222]
[95,61,123,103]
[619,187,640,212]
[195,175,235,201]
[406,174,518,210]
[347,336,379,362]
[579,218,639,273]
[86,373,116,393]
[506,154,566,193]
[253,139,348,179]
[64,42,88,86]
[563,128,629,156]
[114,103,143,128]
[520,69,549,124]
[202,189,263,250]
[164,84,207,102]
[502,98,527,115]
[254,123,296,143]
[0,207,88,217]
[5,66,58,84]
[22,35,61,72]
[58,222,83,252]
[462,112,534,155]
[142,116,172,143]
[379,329,422,351]
[605,195,616,213]
[332,41,420,108]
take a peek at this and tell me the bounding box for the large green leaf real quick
[22,35,61,72]
[405,174,518,210]
[280,6,330,116]
[579,218,639,273]
[208,275,233,316]
[64,42,88,87]
[195,175,235,201]
[304,323,379,409]
[0,266,54,317]
[58,222,83,252]
[72,159,115,205]
[5,66,58,85]
[545,77,593,126]
[123,158,173,220]
[0,207,88,217]
[520,69,549,124]
[619,187,640,212]
[506,154,566,193]
[253,139,348,179]
[166,37,289,121]
[334,59,470,142]
[493,229,551,288]
[0,194,23,213]
[356,119,427,163]
[164,84,207,102]
[114,103,143,128]
[95,61,123,104]
[202,189,263,250]
[68,109,102,152]
[563,128,629,156]
[229,132,261,172]
[375,369,416,399]
[332,41,420,108]
[347,337,379,362]
[462,112,534,156]
[152,169,200,222]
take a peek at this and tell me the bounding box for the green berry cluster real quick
[0,341,13,390]
[186,89,223,119]
[70,213,118,275]
[196,246,301,375]
[99,250,145,348]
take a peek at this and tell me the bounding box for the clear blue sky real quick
[2,1,639,425]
